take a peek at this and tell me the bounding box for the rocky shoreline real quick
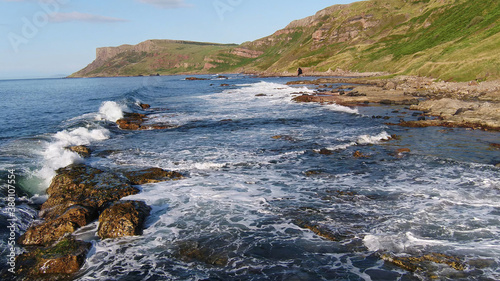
[285,74,500,131]
[11,104,184,280]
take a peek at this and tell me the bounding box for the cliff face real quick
[71,0,500,81]
[70,40,236,77]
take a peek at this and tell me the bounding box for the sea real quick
[0,75,499,280]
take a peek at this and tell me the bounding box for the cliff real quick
[71,0,500,81]
[70,40,237,77]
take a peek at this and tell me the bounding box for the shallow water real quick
[0,75,499,280]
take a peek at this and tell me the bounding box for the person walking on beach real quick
[297,67,303,77]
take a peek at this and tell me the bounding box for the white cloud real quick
[48,12,128,23]
[138,0,192,9]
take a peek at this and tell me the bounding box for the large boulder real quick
[97,201,151,239]
[16,235,91,279]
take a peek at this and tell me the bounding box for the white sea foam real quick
[96,101,126,122]
[323,103,359,115]
[356,131,391,145]
[35,127,110,190]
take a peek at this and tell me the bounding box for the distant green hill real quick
[71,0,500,81]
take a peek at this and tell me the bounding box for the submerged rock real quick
[139,103,151,109]
[123,167,184,185]
[16,235,91,279]
[176,240,229,266]
[98,201,151,239]
[185,77,208,81]
[380,252,466,274]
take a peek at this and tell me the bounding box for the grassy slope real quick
[208,0,500,81]
[71,41,236,77]
[72,0,500,81]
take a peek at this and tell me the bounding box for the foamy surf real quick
[35,127,110,191]
[96,101,127,122]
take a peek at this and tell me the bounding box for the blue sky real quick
[0,0,357,79]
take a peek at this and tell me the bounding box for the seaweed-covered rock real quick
[176,240,229,266]
[123,167,184,185]
[42,164,139,220]
[19,205,95,246]
[19,164,139,246]
[116,112,175,130]
[97,201,151,239]
[16,236,91,279]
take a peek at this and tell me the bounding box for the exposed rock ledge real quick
[16,164,184,279]
[288,76,500,130]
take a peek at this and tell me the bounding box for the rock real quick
[271,135,295,141]
[18,164,139,246]
[217,75,228,79]
[255,93,267,97]
[220,83,230,87]
[116,112,147,130]
[41,164,139,220]
[139,103,151,109]
[19,205,95,246]
[379,99,395,105]
[97,201,151,239]
[353,151,369,158]
[318,148,333,155]
[67,145,91,158]
[123,167,184,185]
[16,236,91,278]
[489,143,500,149]
[116,112,175,131]
[380,252,465,273]
[397,148,411,154]
[293,219,338,241]
[176,240,229,266]
[384,81,397,90]
[185,77,208,81]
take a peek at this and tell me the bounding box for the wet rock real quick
[397,148,411,154]
[220,83,230,87]
[379,99,395,105]
[304,170,325,177]
[489,143,500,149]
[16,235,91,279]
[185,77,208,81]
[271,135,295,141]
[19,205,95,246]
[18,164,139,246]
[255,93,267,97]
[139,103,151,109]
[116,112,146,130]
[318,148,333,155]
[353,151,369,158]
[380,252,465,273]
[97,201,151,239]
[41,164,139,220]
[293,219,338,241]
[67,145,91,158]
[116,112,175,131]
[123,167,184,185]
[292,94,314,102]
[176,240,229,266]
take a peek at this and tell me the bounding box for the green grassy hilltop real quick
[71,0,500,81]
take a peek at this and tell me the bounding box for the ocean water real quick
[0,75,499,280]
